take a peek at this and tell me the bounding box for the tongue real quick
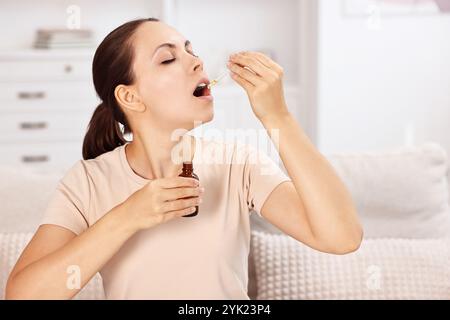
[193,86,210,97]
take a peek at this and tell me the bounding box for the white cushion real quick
[251,142,450,238]
[251,230,450,300]
[327,142,450,238]
[249,142,450,299]
[0,165,64,233]
[0,232,105,300]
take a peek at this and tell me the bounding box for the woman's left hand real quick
[227,51,289,121]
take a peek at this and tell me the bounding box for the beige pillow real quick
[250,142,450,238]
[327,142,450,238]
[0,232,104,300]
[251,230,450,300]
[0,165,64,233]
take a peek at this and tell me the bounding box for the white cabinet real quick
[0,49,99,172]
[1,141,82,169]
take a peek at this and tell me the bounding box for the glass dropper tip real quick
[207,71,229,90]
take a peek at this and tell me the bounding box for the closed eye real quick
[162,58,175,64]
[162,51,199,65]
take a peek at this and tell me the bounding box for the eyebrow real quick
[153,40,191,57]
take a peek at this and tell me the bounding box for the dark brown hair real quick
[82,17,160,160]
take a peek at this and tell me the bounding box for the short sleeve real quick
[39,160,91,235]
[243,144,291,217]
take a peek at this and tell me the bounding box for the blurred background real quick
[1,0,450,300]
[0,0,449,172]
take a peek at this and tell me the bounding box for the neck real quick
[125,130,195,180]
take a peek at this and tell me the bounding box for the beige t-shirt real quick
[40,135,291,299]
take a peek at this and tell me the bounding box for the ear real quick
[114,84,146,112]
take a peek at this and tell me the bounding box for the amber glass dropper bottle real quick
[178,161,199,217]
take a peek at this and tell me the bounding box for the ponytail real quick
[81,17,159,160]
[82,102,128,160]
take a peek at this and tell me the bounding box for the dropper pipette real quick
[207,71,229,90]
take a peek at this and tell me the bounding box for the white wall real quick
[317,0,450,154]
[0,0,162,49]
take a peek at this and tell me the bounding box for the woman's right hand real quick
[119,176,204,232]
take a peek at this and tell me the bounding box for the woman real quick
[6,18,363,300]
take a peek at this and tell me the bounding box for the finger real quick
[156,176,199,189]
[228,62,262,86]
[229,53,272,79]
[163,206,198,222]
[229,70,254,92]
[160,185,204,202]
[246,51,283,75]
[162,196,201,212]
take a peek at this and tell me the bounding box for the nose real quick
[192,56,203,72]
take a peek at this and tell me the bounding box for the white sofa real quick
[1,142,450,299]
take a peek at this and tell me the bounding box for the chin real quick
[204,103,214,120]
[193,108,214,127]
[194,99,214,117]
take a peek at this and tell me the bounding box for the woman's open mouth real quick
[192,82,213,101]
